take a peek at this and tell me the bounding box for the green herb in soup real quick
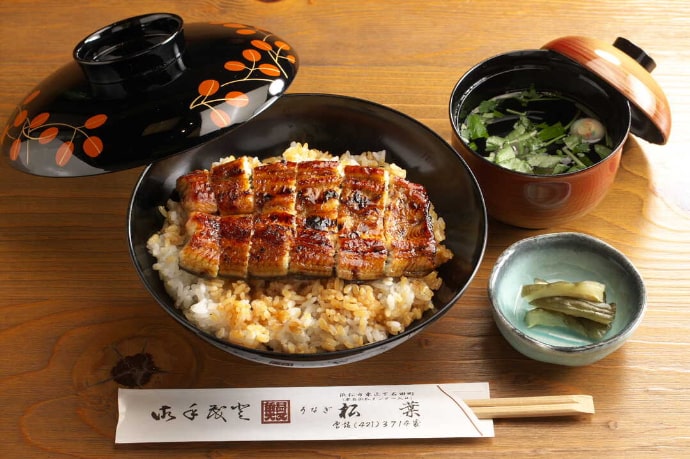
[460,88,613,175]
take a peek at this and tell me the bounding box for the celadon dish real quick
[488,232,646,366]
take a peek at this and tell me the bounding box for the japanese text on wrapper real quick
[149,390,422,429]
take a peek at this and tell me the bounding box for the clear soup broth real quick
[459,88,612,175]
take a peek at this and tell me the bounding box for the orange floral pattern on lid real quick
[1,20,298,176]
[189,23,297,129]
[4,89,108,168]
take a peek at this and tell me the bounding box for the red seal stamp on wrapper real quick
[261,400,291,424]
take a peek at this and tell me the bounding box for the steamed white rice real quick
[146,142,450,353]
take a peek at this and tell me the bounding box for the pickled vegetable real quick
[521,280,606,303]
[530,296,616,325]
[525,308,611,340]
[521,279,616,340]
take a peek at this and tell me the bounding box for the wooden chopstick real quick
[464,395,595,419]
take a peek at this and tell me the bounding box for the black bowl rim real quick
[127,92,488,367]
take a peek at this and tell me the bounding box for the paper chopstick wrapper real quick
[116,382,494,443]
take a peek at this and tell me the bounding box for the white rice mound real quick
[146,142,452,354]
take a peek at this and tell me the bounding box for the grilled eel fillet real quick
[177,156,448,280]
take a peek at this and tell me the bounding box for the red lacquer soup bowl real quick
[449,37,671,229]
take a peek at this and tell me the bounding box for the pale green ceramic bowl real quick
[488,232,646,366]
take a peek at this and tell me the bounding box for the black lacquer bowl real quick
[127,93,488,367]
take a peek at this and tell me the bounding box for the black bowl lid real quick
[1,13,299,177]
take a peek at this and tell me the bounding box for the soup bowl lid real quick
[1,13,299,177]
[543,36,670,145]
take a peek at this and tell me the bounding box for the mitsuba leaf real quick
[497,157,532,173]
[552,163,570,174]
[563,134,584,150]
[538,122,566,141]
[517,86,540,104]
[485,135,505,152]
[463,87,609,175]
[527,154,562,169]
[594,144,612,159]
[494,145,516,163]
[476,99,499,114]
[464,113,488,139]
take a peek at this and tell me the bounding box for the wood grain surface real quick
[1,1,689,457]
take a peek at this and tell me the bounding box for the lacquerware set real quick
[1,13,669,366]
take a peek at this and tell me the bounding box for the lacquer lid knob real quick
[73,13,186,97]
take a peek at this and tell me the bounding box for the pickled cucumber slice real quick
[529,296,616,325]
[520,279,616,341]
[521,280,606,303]
[525,308,611,340]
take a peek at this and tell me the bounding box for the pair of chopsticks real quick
[465,395,595,419]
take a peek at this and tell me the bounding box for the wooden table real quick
[1,1,688,457]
